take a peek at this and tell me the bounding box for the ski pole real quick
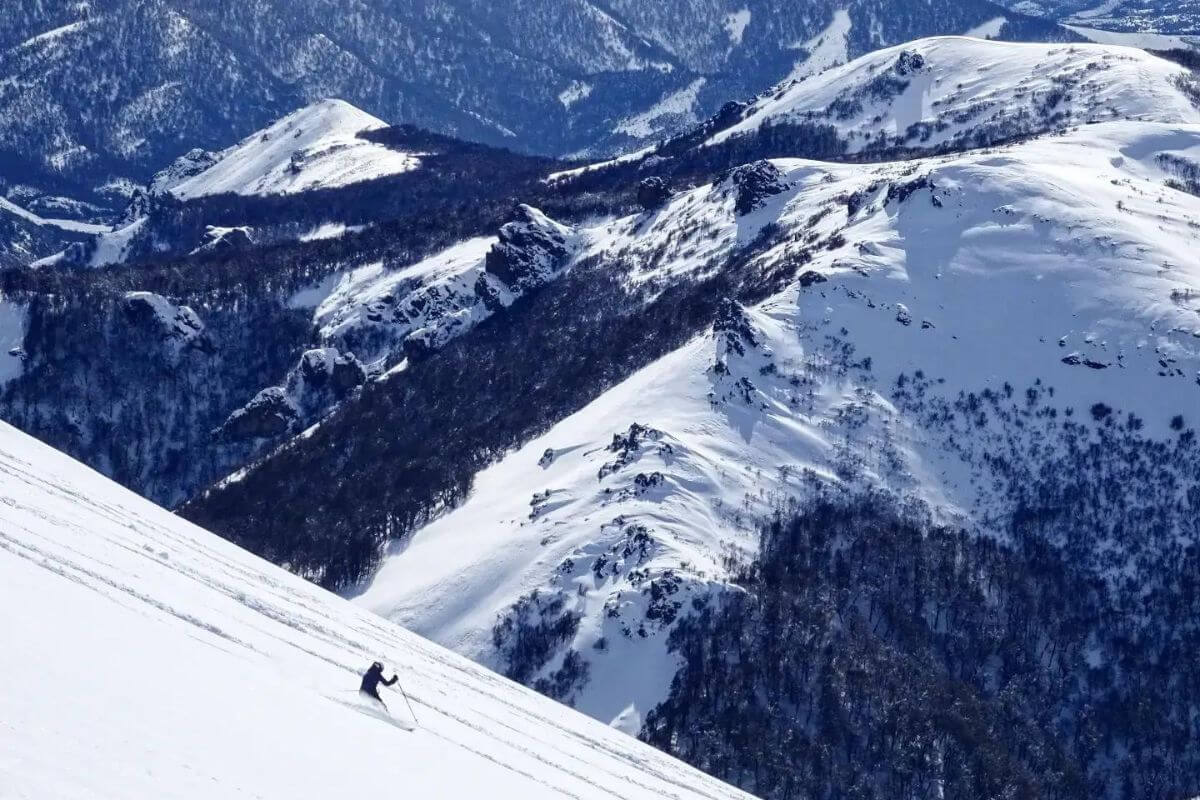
[393,676,419,726]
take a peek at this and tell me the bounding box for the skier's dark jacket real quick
[360,663,397,698]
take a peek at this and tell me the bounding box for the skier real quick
[360,661,399,708]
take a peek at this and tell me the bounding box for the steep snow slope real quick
[707,37,1200,153]
[169,99,420,199]
[0,420,752,800]
[355,120,1200,731]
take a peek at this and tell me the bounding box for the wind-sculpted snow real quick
[0,420,753,800]
[355,120,1200,736]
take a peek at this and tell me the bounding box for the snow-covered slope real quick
[707,37,1200,153]
[0,419,752,800]
[0,196,109,235]
[0,196,110,267]
[354,119,1200,731]
[305,236,500,364]
[168,99,420,199]
[212,207,580,441]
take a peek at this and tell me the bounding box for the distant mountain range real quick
[1,0,1071,210]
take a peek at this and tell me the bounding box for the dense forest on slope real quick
[645,489,1199,800]
[181,216,821,587]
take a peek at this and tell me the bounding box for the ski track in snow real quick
[0,422,752,800]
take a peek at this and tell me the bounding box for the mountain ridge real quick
[1,0,1072,207]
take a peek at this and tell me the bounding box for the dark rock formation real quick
[219,388,298,440]
[895,49,927,76]
[722,160,790,215]
[637,177,672,210]
[485,205,573,292]
[713,297,758,356]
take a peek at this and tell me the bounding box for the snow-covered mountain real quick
[163,99,422,200]
[25,96,562,274]
[171,37,1200,796]
[5,31,1200,799]
[26,99,426,269]
[350,117,1200,729]
[704,37,1200,154]
[0,418,752,800]
[1,0,1070,209]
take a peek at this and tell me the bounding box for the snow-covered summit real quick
[707,37,1200,153]
[0,419,751,800]
[169,99,421,199]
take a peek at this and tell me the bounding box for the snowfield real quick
[355,119,1200,732]
[169,99,420,199]
[0,421,753,800]
[708,37,1200,152]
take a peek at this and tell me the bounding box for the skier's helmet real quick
[372,661,383,671]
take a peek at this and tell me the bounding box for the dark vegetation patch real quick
[645,489,1200,800]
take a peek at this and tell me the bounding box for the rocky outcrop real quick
[721,160,790,215]
[219,348,365,441]
[122,292,211,351]
[798,270,828,288]
[294,348,366,395]
[713,298,758,356]
[712,100,749,131]
[150,148,221,196]
[894,49,927,77]
[484,205,574,292]
[637,177,672,211]
[219,387,298,440]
